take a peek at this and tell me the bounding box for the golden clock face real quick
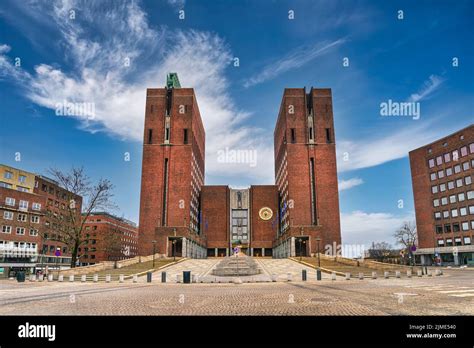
[259,207,273,221]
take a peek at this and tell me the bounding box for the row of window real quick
[0,241,37,249]
[3,171,27,183]
[0,181,30,192]
[4,198,41,210]
[430,161,472,181]
[434,206,474,220]
[3,211,40,223]
[436,220,474,233]
[428,143,474,168]
[1,226,38,235]
[431,179,474,194]
[437,236,471,247]
[433,191,474,207]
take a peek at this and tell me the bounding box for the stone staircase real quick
[212,256,261,276]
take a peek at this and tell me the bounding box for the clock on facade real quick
[259,207,273,221]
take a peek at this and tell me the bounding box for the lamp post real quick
[298,238,302,261]
[152,240,157,268]
[55,247,61,277]
[316,237,321,268]
[172,240,177,262]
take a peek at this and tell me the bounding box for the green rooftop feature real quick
[166,72,181,88]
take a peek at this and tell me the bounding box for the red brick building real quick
[138,74,342,257]
[409,124,474,266]
[82,212,138,264]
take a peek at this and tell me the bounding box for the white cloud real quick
[0,0,274,183]
[408,74,444,102]
[338,178,363,191]
[341,210,414,248]
[243,39,346,88]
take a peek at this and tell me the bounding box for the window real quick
[19,200,28,210]
[454,164,461,173]
[16,227,25,235]
[4,171,13,179]
[444,153,451,163]
[0,182,12,189]
[460,207,467,216]
[17,213,27,222]
[430,173,437,181]
[2,225,12,233]
[437,239,445,247]
[452,150,459,161]
[435,225,443,233]
[448,181,455,190]
[446,238,453,246]
[441,197,448,205]
[325,128,331,143]
[183,129,188,144]
[436,156,443,165]
[458,193,466,202]
[456,179,463,188]
[470,143,474,154]
[290,128,296,143]
[443,210,449,218]
[18,175,26,183]
[449,195,456,204]
[32,203,41,211]
[439,183,446,192]
[31,216,40,224]
[451,209,458,217]
[29,229,38,236]
[463,162,470,171]
[460,146,468,157]
[461,222,469,231]
[444,224,452,233]
[437,170,444,179]
[434,212,441,220]
[468,191,474,200]
[431,185,438,194]
[148,129,153,144]
[446,167,453,176]
[5,197,15,206]
[3,211,13,220]
[433,199,440,207]
[455,237,463,246]
[453,223,460,232]
[466,176,472,185]
[17,186,29,192]
[428,159,435,168]
[464,236,471,245]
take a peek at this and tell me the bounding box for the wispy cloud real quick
[408,74,444,102]
[243,38,346,88]
[0,0,274,183]
[341,210,414,247]
[338,178,363,191]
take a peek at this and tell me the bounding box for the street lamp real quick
[172,239,177,262]
[55,247,61,277]
[298,238,302,261]
[315,237,321,268]
[152,240,157,268]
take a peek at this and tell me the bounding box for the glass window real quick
[446,167,453,176]
[449,195,456,204]
[453,223,460,232]
[433,199,440,207]
[19,200,28,210]
[436,156,443,165]
[437,239,444,246]
[5,197,15,206]
[469,205,474,214]
[32,203,41,211]
[29,229,38,236]
[463,162,470,171]
[470,143,474,154]
[18,175,26,183]
[444,153,451,163]
[428,159,435,168]
[440,184,446,192]
[448,181,455,190]
[4,171,13,179]
[456,179,463,188]
[461,222,469,231]
[461,146,468,157]
[460,207,467,216]
[437,170,444,179]
[454,165,461,173]
[451,209,458,217]
[455,237,463,245]
[2,226,12,233]
[444,224,452,233]
[443,210,449,218]
[466,176,472,185]
[441,197,448,205]
[17,213,27,222]
[430,173,437,181]
[16,227,25,235]
[3,211,13,220]
[435,225,443,233]
[464,236,471,245]
[432,186,438,194]
[459,192,466,201]
[468,191,474,200]
[452,150,459,161]
[446,238,453,246]
[31,216,40,224]
[434,212,441,220]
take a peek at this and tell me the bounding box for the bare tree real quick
[42,167,115,268]
[394,221,418,265]
[368,242,393,261]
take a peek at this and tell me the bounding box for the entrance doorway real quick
[295,237,308,257]
[169,238,183,257]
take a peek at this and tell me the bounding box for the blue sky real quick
[0,0,473,248]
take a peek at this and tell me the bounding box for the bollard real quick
[106,274,111,283]
[147,272,152,283]
[69,275,74,282]
[345,273,351,280]
[435,269,441,276]
[30,274,36,282]
[93,274,98,283]
[407,270,412,278]
[38,274,44,282]
[316,269,322,281]
[81,275,86,282]
[161,272,167,283]
[331,272,336,281]
[133,274,138,283]
[119,274,124,283]
[287,273,292,281]
[427,270,432,277]
[58,275,64,282]
[271,274,277,282]
[302,269,307,281]
[48,274,54,282]
[359,273,364,280]
[396,271,401,278]
[183,271,191,284]
[417,270,422,277]
[384,271,389,279]
[372,272,377,279]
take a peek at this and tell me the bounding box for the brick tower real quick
[138,73,207,257]
[273,88,341,257]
